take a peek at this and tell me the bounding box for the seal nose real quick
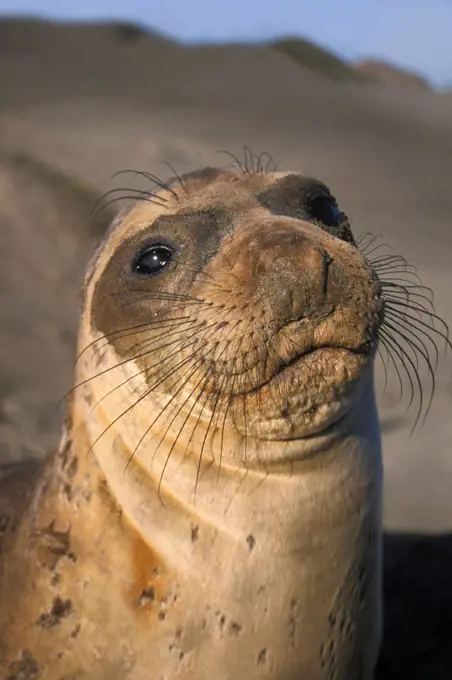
[249,229,331,321]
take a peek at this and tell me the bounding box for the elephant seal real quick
[0,159,396,679]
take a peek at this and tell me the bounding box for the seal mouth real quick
[226,343,374,440]
[237,342,372,397]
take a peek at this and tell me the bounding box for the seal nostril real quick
[323,251,333,268]
[322,250,333,297]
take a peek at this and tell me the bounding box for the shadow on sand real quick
[376,531,452,679]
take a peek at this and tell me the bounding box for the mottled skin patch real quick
[0,406,174,679]
[3,649,41,680]
[0,163,384,679]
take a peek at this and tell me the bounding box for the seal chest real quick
[0,163,386,679]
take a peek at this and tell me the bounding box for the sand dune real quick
[1,17,451,678]
[0,152,112,463]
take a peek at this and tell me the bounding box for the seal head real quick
[87,168,383,458]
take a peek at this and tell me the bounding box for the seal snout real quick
[276,244,332,322]
[227,223,333,324]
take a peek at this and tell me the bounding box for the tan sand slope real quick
[0,152,113,464]
[355,59,431,91]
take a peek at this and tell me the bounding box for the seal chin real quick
[230,346,373,440]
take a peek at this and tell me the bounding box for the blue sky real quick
[1,0,452,88]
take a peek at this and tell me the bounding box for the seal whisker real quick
[217,362,238,483]
[112,318,206,360]
[382,288,435,314]
[378,326,417,412]
[119,288,203,300]
[122,320,222,377]
[150,338,222,503]
[92,187,168,223]
[384,303,451,351]
[381,280,435,308]
[382,297,431,329]
[359,237,392,259]
[381,279,431,292]
[374,264,420,278]
[356,231,380,251]
[87,317,197,365]
[87,338,196,421]
[156,362,216,505]
[111,169,180,203]
[124,342,218,477]
[380,274,426,290]
[67,324,202,402]
[368,252,406,263]
[136,327,216,391]
[173,260,232,291]
[91,193,167,223]
[361,242,389,259]
[211,361,235,479]
[90,371,144,415]
[59,323,190,406]
[133,170,180,203]
[228,313,264,465]
[116,298,203,312]
[96,185,168,205]
[191,373,220,502]
[382,281,434,301]
[89,324,212,414]
[370,253,414,267]
[377,345,390,394]
[255,150,279,175]
[216,149,247,174]
[242,145,277,177]
[194,342,236,492]
[379,320,434,428]
[218,251,243,283]
[264,336,299,444]
[373,262,423,285]
[72,316,195,366]
[117,296,206,309]
[242,390,250,467]
[365,248,423,281]
[89,319,196,369]
[371,255,414,269]
[164,324,239,495]
[86,332,214,458]
[383,292,433,321]
[248,323,288,443]
[243,146,256,175]
[160,161,189,197]
[383,290,441,323]
[109,312,233,425]
[384,308,440,371]
[256,152,266,174]
[199,317,253,479]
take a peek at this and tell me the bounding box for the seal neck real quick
[73,372,381,572]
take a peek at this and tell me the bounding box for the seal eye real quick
[132,244,174,276]
[307,195,342,228]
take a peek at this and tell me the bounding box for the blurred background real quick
[0,1,451,677]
